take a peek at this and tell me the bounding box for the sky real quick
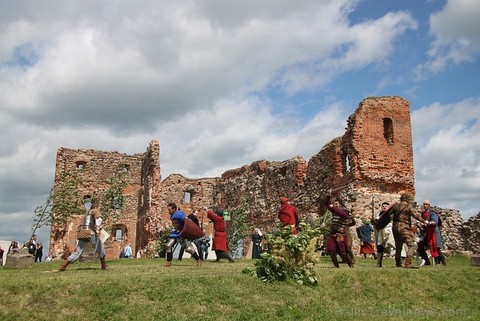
[1,0,479,256]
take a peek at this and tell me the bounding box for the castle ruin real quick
[49,96,479,259]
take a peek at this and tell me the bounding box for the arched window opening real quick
[76,161,87,170]
[383,118,394,145]
[112,224,128,241]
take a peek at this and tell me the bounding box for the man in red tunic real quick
[418,200,446,266]
[325,195,354,268]
[278,197,300,234]
[207,208,234,263]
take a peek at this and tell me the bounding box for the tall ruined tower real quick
[341,96,415,217]
[346,96,414,193]
[304,96,415,219]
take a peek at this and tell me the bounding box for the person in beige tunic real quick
[58,202,109,271]
[391,193,428,268]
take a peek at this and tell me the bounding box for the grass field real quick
[1,254,479,321]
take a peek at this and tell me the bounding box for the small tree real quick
[226,195,253,258]
[32,172,84,231]
[32,162,128,237]
[32,190,53,237]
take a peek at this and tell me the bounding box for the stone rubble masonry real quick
[5,248,34,269]
[462,213,480,254]
[49,96,479,258]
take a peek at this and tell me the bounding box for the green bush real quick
[244,221,327,286]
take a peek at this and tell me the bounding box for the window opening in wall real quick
[83,195,92,209]
[342,148,351,174]
[115,229,122,240]
[76,161,86,170]
[383,118,394,145]
[184,192,191,203]
[113,224,127,241]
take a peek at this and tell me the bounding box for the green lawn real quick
[1,254,478,321]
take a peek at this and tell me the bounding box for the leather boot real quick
[100,257,109,270]
[441,256,447,266]
[339,252,354,268]
[58,260,71,272]
[376,253,383,267]
[225,253,235,263]
[349,253,355,265]
[395,257,403,267]
[330,254,339,268]
[346,255,354,268]
[165,261,172,267]
[404,255,418,269]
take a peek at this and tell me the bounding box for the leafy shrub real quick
[243,221,328,286]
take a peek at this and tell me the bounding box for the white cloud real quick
[415,0,480,78]
[1,0,416,132]
[412,98,480,218]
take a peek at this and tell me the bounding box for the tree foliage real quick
[226,195,253,257]
[100,162,128,224]
[52,172,85,221]
[31,162,128,235]
[32,172,84,233]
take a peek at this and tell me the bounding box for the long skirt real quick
[360,241,375,254]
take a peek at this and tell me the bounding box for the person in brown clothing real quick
[391,193,428,268]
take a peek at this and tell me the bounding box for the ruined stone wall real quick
[50,96,479,258]
[50,146,145,259]
[130,140,162,256]
[302,137,347,218]
[462,213,480,254]
[217,97,416,231]
[219,157,307,232]
[156,174,219,240]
